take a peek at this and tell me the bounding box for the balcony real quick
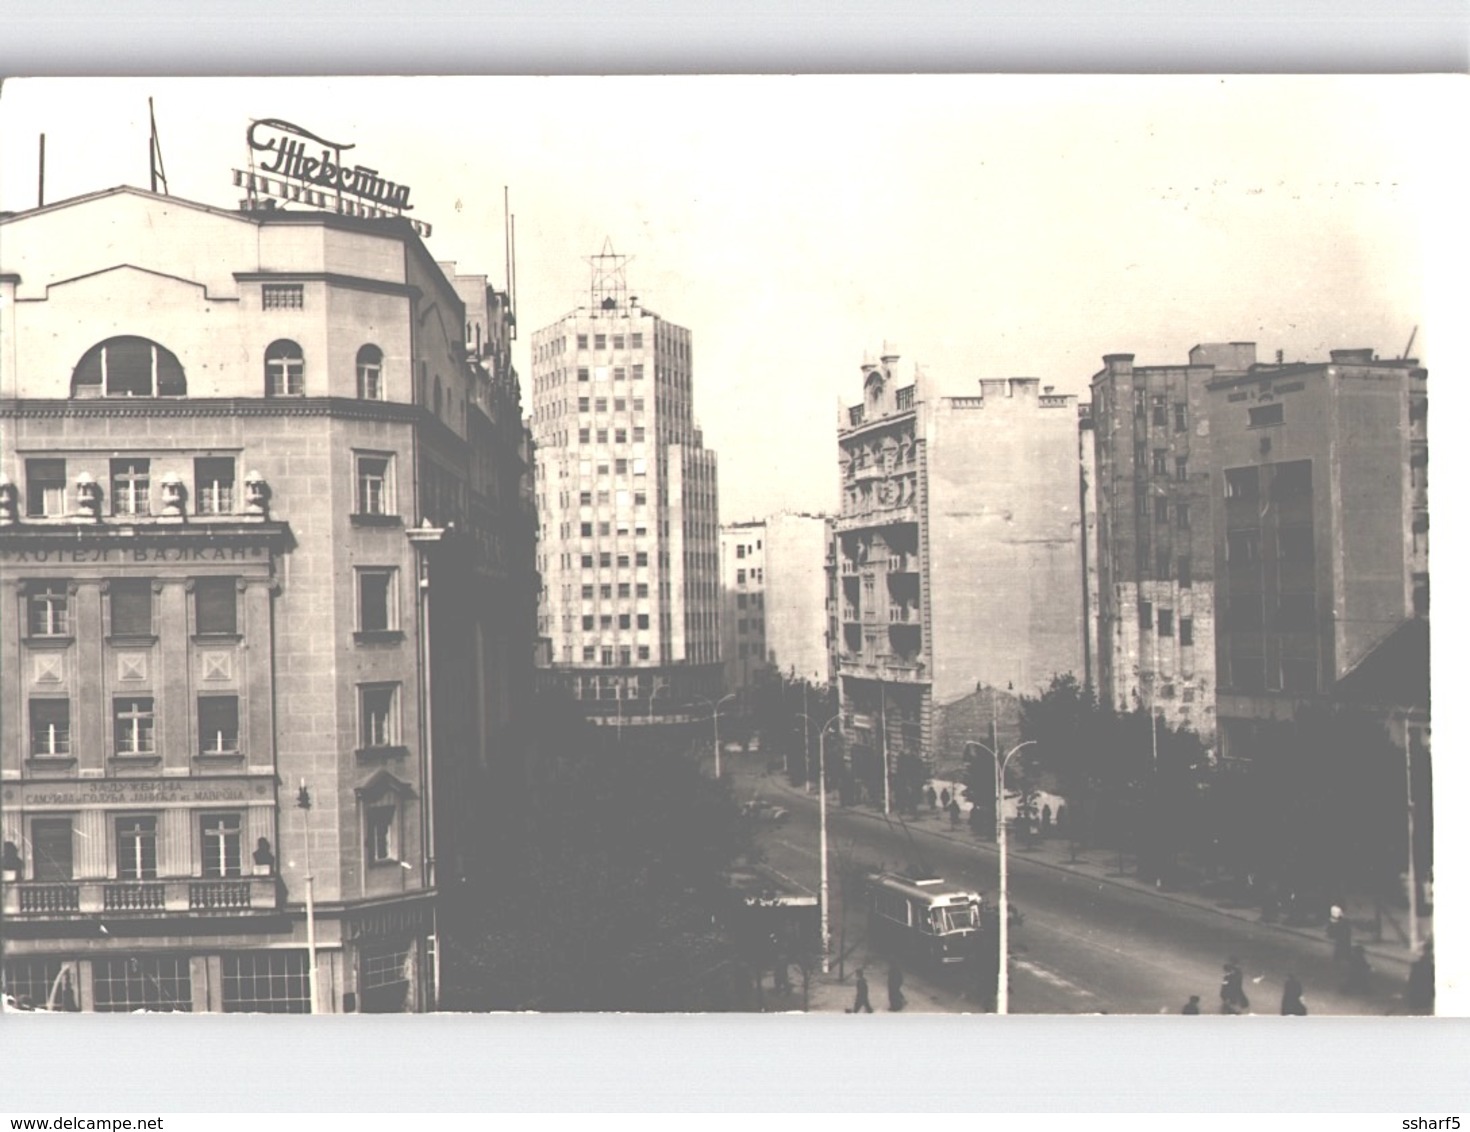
[3,876,285,920]
[840,559,861,576]
[841,606,860,623]
[888,604,919,624]
[887,553,920,574]
[835,501,920,533]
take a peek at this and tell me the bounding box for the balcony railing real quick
[888,605,918,623]
[887,553,920,574]
[3,876,284,918]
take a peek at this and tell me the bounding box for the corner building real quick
[835,351,1083,794]
[530,247,721,720]
[0,187,535,1012]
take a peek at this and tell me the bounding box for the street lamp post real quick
[964,737,1036,1015]
[691,693,737,778]
[647,682,670,723]
[818,713,842,974]
[295,779,320,1014]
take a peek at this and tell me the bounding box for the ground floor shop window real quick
[360,944,413,1013]
[93,956,193,1012]
[2,958,80,1011]
[222,951,310,1013]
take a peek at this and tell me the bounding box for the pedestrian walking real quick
[887,961,906,1011]
[848,968,873,1013]
[1181,995,1201,1014]
[948,798,961,828]
[1280,973,1307,1016]
[1343,945,1372,995]
[1406,938,1434,1012]
[1327,905,1353,965]
[925,785,937,811]
[1220,958,1249,1014]
[940,788,951,809]
[1041,804,1052,835]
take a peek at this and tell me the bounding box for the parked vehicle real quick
[740,798,790,824]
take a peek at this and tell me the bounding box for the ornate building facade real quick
[0,187,535,1012]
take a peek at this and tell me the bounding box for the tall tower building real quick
[530,244,721,722]
[835,349,1084,798]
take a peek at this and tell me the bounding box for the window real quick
[357,345,384,400]
[579,491,593,505]
[201,813,242,877]
[637,614,650,629]
[577,368,589,383]
[600,584,613,599]
[30,699,70,756]
[1226,530,1260,564]
[1276,593,1316,632]
[737,569,746,584]
[582,615,595,630]
[1224,468,1259,500]
[1175,456,1188,482]
[637,646,650,660]
[594,334,607,349]
[580,522,594,537]
[1152,449,1168,477]
[116,816,158,879]
[637,583,649,598]
[613,335,625,349]
[109,578,153,637]
[631,334,643,349]
[264,339,304,396]
[595,398,608,412]
[31,818,73,881]
[581,555,594,569]
[617,583,631,598]
[1159,609,1175,637]
[577,335,588,350]
[582,646,596,662]
[736,545,746,559]
[1178,555,1193,589]
[1138,601,1153,631]
[70,336,186,397]
[25,458,67,517]
[634,492,646,506]
[194,457,235,515]
[367,805,397,864]
[1180,617,1194,646]
[616,553,629,568]
[599,553,612,567]
[223,952,309,1014]
[111,458,151,516]
[619,614,631,630]
[262,283,304,310]
[114,698,156,755]
[581,584,594,599]
[28,582,71,637]
[1176,502,1190,529]
[1154,497,1169,524]
[199,696,240,755]
[1134,389,1147,418]
[1156,549,1171,580]
[359,685,399,749]
[195,577,238,636]
[1133,441,1146,470]
[1249,403,1284,428]
[636,551,648,567]
[613,367,626,382]
[1152,396,1167,428]
[1272,459,1312,499]
[578,428,590,444]
[94,957,192,1013]
[615,429,627,443]
[1174,403,1187,432]
[355,454,393,516]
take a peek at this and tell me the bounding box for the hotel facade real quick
[0,186,535,1012]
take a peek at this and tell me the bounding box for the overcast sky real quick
[0,75,1449,521]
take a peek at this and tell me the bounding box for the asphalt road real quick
[733,763,1415,1015]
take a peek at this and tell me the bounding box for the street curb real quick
[759,770,1416,971]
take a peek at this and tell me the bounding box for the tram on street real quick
[866,872,985,967]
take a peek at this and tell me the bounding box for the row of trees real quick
[438,698,759,1011]
[973,674,1426,908]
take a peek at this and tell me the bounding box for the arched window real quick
[71,336,186,397]
[357,345,384,400]
[265,340,304,397]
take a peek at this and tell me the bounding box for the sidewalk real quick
[760,770,1430,973]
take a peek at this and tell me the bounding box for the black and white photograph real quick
[0,75,1454,1029]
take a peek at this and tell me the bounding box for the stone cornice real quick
[0,396,425,425]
